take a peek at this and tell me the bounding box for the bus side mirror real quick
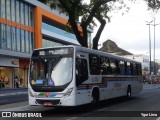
[76,58,88,86]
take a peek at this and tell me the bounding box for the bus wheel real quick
[126,86,131,99]
[91,89,99,104]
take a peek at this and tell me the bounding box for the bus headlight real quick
[63,88,73,97]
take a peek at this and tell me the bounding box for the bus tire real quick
[126,86,131,99]
[91,88,99,104]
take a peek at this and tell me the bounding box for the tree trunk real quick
[92,19,106,50]
[81,23,88,48]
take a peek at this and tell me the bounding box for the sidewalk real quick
[143,83,160,90]
[0,88,28,97]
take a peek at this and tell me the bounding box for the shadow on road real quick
[39,96,139,117]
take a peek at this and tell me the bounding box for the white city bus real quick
[28,45,143,106]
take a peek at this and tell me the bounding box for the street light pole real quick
[151,18,160,75]
[154,18,156,75]
[146,20,153,75]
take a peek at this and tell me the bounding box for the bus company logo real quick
[44,93,50,97]
[2,112,11,117]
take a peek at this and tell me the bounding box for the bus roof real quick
[33,45,141,64]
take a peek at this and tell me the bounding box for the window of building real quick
[89,54,100,75]
[29,32,32,53]
[25,4,29,26]
[0,23,1,49]
[21,30,25,52]
[25,31,29,53]
[11,27,16,51]
[0,0,34,53]
[11,0,15,21]
[20,2,24,25]
[30,32,34,52]
[29,6,34,27]
[16,28,20,51]
[0,67,13,88]
[6,0,11,20]
[7,25,11,50]
[42,38,67,48]
[1,0,6,18]
[1,24,7,49]
[16,0,20,23]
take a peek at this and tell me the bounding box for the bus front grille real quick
[36,99,60,105]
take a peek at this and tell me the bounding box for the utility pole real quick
[146,20,153,75]
[151,18,160,75]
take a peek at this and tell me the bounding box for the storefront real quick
[0,56,29,89]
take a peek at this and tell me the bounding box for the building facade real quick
[123,54,149,75]
[0,0,89,89]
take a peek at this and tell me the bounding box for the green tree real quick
[38,0,160,50]
[145,0,160,10]
[39,0,118,50]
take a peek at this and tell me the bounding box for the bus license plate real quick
[43,102,53,106]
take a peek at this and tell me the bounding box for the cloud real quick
[94,1,160,59]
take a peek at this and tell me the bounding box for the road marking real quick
[66,117,78,120]
[156,117,160,120]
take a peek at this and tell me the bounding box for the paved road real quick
[0,84,160,120]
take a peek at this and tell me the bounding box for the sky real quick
[92,1,160,60]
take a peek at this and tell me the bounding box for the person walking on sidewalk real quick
[15,76,19,88]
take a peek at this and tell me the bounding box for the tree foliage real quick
[145,0,160,10]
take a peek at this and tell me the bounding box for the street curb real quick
[0,88,28,96]
[0,91,28,97]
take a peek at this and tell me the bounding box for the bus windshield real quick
[30,48,73,90]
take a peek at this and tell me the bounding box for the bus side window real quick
[132,63,136,75]
[126,62,131,75]
[130,63,133,75]
[137,64,142,76]
[116,60,120,75]
[110,59,116,75]
[89,54,100,75]
[139,64,142,75]
[76,58,88,86]
[110,59,120,75]
[100,56,110,75]
[136,64,139,76]
[120,61,125,75]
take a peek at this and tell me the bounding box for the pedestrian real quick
[0,77,5,88]
[15,76,19,88]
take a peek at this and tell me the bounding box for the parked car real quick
[152,76,160,84]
